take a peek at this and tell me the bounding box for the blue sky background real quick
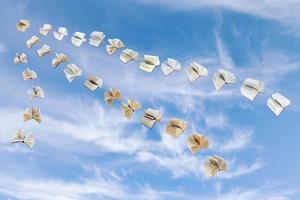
[0,0,300,199]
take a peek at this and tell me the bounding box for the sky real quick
[0,0,300,199]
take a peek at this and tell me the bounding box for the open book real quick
[71,32,87,47]
[37,44,52,58]
[39,24,52,36]
[267,92,291,116]
[122,99,141,119]
[140,108,161,128]
[186,62,208,82]
[84,76,103,91]
[106,39,124,55]
[23,107,42,124]
[11,130,34,149]
[89,31,106,47]
[16,19,30,32]
[187,133,209,154]
[14,53,27,64]
[212,69,236,90]
[203,156,227,177]
[26,35,40,48]
[52,53,68,68]
[53,27,68,41]
[139,55,160,73]
[22,68,37,81]
[120,48,139,64]
[161,58,181,76]
[166,118,187,137]
[240,78,264,101]
[28,86,45,100]
[104,88,122,106]
[64,64,82,82]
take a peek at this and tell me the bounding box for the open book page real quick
[139,55,160,73]
[104,88,122,106]
[22,68,37,81]
[186,62,208,82]
[39,24,52,36]
[166,118,187,137]
[240,78,264,101]
[17,19,30,32]
[140,108,161,128]
[26,35,40,48]
[89,31,105,47]
[28,86,45,100]
[84,76,103,91]
[23,107,42,124]
[106,39,124,55]
[53,27,68,41]
[267,92,291,116]
[11,130,34,149]
[187,133,209,154]
[71,32,87,47]
[161,58,181,76]
[14,53,27,64]
[52,53,68,68]
[203,156,227,177]
[120,49,139,64]
[37,44,52,58]
[64,64,82,82]
[122,99,141,119]
[212,69,236,90]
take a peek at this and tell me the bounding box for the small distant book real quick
[140,108,161,128]
[71,32,87,47]
[22,68,37,81]
[166,118,187,137]
[89,31,105,47]
[267,92,291,116]
[122,99,141,119]
[28,86,45,100]
[16,19,30,32]
[37,44,51,58]
[39,24,52,36]
[53,27,68,41]
[212,69,236,90]
[186,62,208,82]
[104,88,122,106]
[120,48,139,64]
[139,55,160,73]
[23,107,42,124]
[26,35,40,48]
[64,64,82,82]
[14,53,27,64]
[106,39,124,55]
[187,133,209,154]
[11,129,34,149]
[84,76,103,91]
[203,156,227,177]
[52,53,68,68]
[240,78,264,101]
[161,58,181,76]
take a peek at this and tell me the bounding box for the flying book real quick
[64,64,82,82]
[16,19,30,32]
[106,39,124,55]
[14,53,27,64]
[53,27,68,41]
[187,133,209,154]
[166,118,187,137]
[203,156,227,177]
[104,88,122,106]
[84,76,103,91]
[161,58,181,76]
[212,69,236,90]
[89,31,105,47]
[120,48,139,64]
[23,107,42,124]
[11,130,34,149]
[39,24,52,36]
[139,55,160,73]
[26,35,40,48]
[140,108,161,128]
[37,44,51,58]
[71,32,87,47]
[240,78,264,101]
[52,53,68,68]
[122,99,141,119]
[186,62,208,82]
[22,68,37,81]
[28,86,45,100]
[267,92,291,116]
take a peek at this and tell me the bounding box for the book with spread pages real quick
[122,99,141,119]
[166,118,187,137]
[267,92,291,116]
[28,86,45,100]
[186,62,208,82]
[84,76,103,91]
[161,58,181,76]
[64,64,82,82]
[120,48,139,64]
[52,53,68,68]
[14,53,27,64]
[106,38,124,55]
[16,19,30,32]
[22,68,37,81]
[37,44,52,58]
[53,27,68,41]
[26,35,40,48]
[139,55,160,73]
[240,78,264,101]
[187,133,209,154]
[23,107,42,124]
[140,108,161,128]
[89,31,106,47]
[71,32,87,47]
[212,69,236,90]
[203,156,227,177]
[11,130,34,149]
[39,24,52,36]
[104,88,122,106]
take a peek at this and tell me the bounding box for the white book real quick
[52,53,68,68]
[84,76,103,91]
[166,118,187,137]
[240,78,264,101]
[11,130,34,149]
[140,108,161,128]
[161,58,181,76]
[37,44,52,58]
[22,68,37,81]
[71,32,87,47]
[203,156,227,177]
[186,62,208,82]
[139,55,160,73]
[39,24,52,36]
[28,86,45,100]
[104,88,122,106]
[14,53,27,64]
[267,92,291,116]
[16,19,30,32]
[106,38,124,55]
[89,31,105,47]
[122,99,141,119]
[53,27,68,41]
[64,64,82,82]
[120,48,139,64]
[23,107,42,124]
[212,69,236,90]
[26,35,40,48]
[187,133,209,154]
